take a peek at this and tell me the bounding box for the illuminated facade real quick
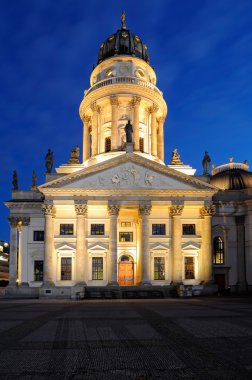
[5,14,252,297]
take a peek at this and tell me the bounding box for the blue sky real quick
[1,0,252,241]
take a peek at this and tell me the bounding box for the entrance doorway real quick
[214,274,226,292]
[118,255,134,286]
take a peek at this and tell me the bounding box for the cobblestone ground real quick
[0,297,252,379]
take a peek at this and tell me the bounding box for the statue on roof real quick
[121,10,126,29]
[31,170,37,189]
[202,151,211,175]
[12,170,18,190]
[125,120,133,143]
[68,146,80,165]
[170,148,183,165]
[45,149,53,173]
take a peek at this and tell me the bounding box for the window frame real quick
[182,224,196,236]
[34,260,43,281]
[119,232,133,242]
[213,236,225,265]
[61,257,72,280]
[92,257,103,280]
[91,224,105,236]
[184,257,195,279]
[154,257,165,280]
[33,230,44,241]
[60,224,74,236]
[152,224,166,235]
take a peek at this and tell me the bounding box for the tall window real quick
[182,224,195,235]
[61,258,72,280]
[60,224,74,235]
[154,257,165,280]
[92,258,103,280]
[213,237,224,264]
[152,224,166,235]
[184,257,195,279]
[119,232,133,242]
[91,224,105,235]
[33,231,44,241]
[139,137,144,153]
[34,260,43,281]
[105,136,111,152]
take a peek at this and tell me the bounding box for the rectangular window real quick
[91,224,105,235]
[152,224,166,235]
[185,257,195,279]
[154,257,165,280]
[61,258,72,280]
[119,232,133,242]
[92,258,103,280]
[33,231,44,241]
[182,224,195,235]
[34,260,43,281]
[121,222,131,227]
[139,137,144,153]
[60,224,74,235]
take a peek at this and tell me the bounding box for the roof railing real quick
[211,158,249,175]
[84,76,163,97]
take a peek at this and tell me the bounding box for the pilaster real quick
[235,215,247,292]
[91,102,100,156]
[83,115,91,162]
[110,96,119,150]
[200,204,215,283]
[75,200,88,285]
[139,203,152,285]
[131,96,141,151]
[149,104,158,157]
[170,204,184,283]
[108,203,120,285]
[41,202,56,286]
[157,116,165,161]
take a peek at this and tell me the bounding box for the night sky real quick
[1,0,252,241]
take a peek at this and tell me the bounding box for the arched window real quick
[213,237,224,264]
[105,136,111,152]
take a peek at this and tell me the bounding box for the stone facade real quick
[4,15,252,296]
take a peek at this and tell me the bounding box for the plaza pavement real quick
[0,297,252,379]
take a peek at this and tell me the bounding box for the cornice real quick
[5,202,43,210]
[38,153,217,192]
[79,84,167,118]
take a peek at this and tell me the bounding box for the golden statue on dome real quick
[170,148,183,165]
[121,10,126,30]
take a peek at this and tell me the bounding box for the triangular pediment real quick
[182,241,200,251]
[88,242,108,251]
[39,154,217,192]
[150,242,170,250]
[55,243,76,251]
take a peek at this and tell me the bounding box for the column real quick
[170,204,184,282]
[75,200,87,284]
[235,216,247,291]
[132,96,141,151]
[41,202,55,286]
[150,104,158,156]
[17,217,30,286]
[157,116,165,161]
[83,115,91,162]
[8,217,18,286]
[91,102,100,156]
[108,203,120,285]
[139,204,152,285]
[110,96,119,150]
[200,204,215,283]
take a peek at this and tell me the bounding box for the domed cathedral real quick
[5,13,252,298]
[79,11,166,166]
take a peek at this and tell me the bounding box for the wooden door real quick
[118,262,134,286]
[214,274,226,291]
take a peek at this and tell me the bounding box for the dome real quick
[210,169,252,190]
[97,12,150,65]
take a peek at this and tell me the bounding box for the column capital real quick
[91,102,100,113]
[131,96,141,107]
[200,204,215,217]
[41,202,56,216]
[149,104,159,114]
[139,204,152,216]
[74,201,88,216]
[108,203,120,216]
[170,205,184,216]
[158,116,165,124]
[110,95,119,106]
[83,115,91,124]
[8,216,30,227]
